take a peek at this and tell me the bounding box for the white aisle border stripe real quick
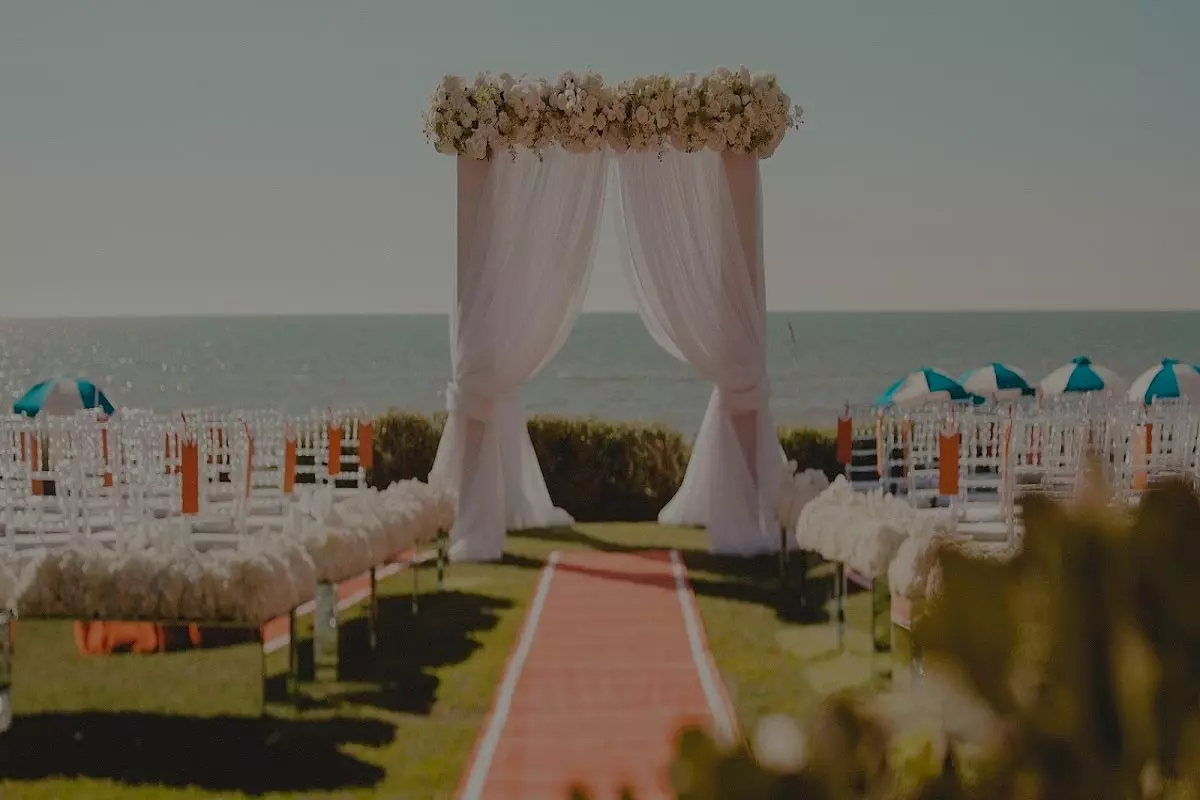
[670,549,738,745]
[459,550,560,800]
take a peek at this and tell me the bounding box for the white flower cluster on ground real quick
[794,476,957,578]
[15,529,316,625]
[0,480,456,624]
[423,67,803,160]
[291,481,456,584]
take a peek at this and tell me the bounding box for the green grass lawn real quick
[0,523,894,799]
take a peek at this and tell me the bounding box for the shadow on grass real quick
[507,526,835,623]
[304,588,515,715]
[551,558,679,591]
[0,713,391,794]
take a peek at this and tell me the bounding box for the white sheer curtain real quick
[430,149,609,562]
[614,149,784,556]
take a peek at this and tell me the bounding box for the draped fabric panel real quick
[430,150,610,562]
[613,150,783,556]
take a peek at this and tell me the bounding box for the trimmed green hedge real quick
[368,410,838,522]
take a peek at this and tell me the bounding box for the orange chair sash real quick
[835,416,853,465]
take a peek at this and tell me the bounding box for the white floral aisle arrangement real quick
[290,480,456,584]
[776,461,831,537]
[4,478,458,623]
[794,477,957,578]
[423,67,803,161]
[292,486,387,583]
[376,480,456,554]
[15,523,316,625]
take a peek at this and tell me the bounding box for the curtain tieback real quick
[717,379,769,414]
[446,382,502,422]
[447,383,520,423]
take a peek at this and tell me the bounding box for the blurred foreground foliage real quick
[576,475,1200,799]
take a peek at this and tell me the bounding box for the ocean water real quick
[2,312,1199,434]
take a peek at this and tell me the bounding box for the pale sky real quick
[1,0,1198,317]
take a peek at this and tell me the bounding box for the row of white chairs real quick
[0,408,376,554]
[842,397,1200,545]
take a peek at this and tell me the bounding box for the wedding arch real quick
[422,67,804,562]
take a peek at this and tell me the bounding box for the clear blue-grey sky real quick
[1,0,1198,317]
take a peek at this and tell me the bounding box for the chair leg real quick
[835,562,845,650]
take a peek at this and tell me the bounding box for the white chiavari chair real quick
[291,411,326,491]
[952,407,1011,540]
[327,408,369,497]
[843,406,882,491]
[236,409,292,530]
[902,408,942,509]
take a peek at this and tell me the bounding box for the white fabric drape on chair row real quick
[431,148,782,561]
[429,150,609,562]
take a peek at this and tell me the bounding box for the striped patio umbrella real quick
[14,377,115,417]
[1127,358,1200,405]
[876,367,982,409]
[959,363,1036,401]
[1039,356,1126,397]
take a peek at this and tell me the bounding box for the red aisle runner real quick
[458,550,737,800]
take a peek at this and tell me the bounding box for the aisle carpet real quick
[457,550,737,800]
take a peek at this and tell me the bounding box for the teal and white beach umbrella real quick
[1127,358,1200,405]
[13,377,115,417]
[876,367,981,409]
[959,363,1036,401]
[1039,356,1126,397]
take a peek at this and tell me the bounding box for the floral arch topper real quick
[423,66,803,161]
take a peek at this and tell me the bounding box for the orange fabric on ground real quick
[458,551,733,800]
[73,621,163,654]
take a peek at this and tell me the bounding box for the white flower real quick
[465,133,489,160]
[793,477,956,578]
[777,464,831,532]
[754,714,807,772]
[424,69,800,160]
